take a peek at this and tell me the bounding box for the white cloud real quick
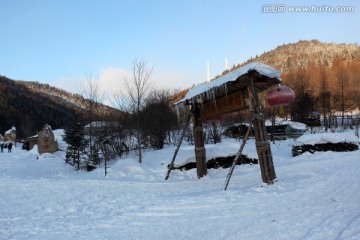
[54,76,82,95]
[99,67,131,95]
[99,67,195,93]
[152,68,197,91]
[54,68,130,96]
[54,66,196,106]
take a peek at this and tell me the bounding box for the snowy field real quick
[0,131,359,240]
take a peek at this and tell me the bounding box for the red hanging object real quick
[266,85,295,107]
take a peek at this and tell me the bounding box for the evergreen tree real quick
[140,90,178,150]
[64,123,87,170]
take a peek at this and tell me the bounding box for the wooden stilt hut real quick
[174,62,282,183]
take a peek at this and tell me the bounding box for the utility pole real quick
[207,62,210,82]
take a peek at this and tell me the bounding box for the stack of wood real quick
[292,142,359,157]
[168,154,258,171]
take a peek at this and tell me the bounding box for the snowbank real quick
[295,132,359,145]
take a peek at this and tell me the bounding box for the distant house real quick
[2,125,16,143]
[84,121,106,135]
[24,135,38,150]
[225,121,307,140]
[293,112,321,126]
[265,120,307,139]
[84,121,121,135]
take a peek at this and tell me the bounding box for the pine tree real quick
[64,123,87,170]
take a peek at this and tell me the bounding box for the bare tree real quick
[79,74,105,165]
[114,59,154,163]
[319,69,331,130]
[338,70,348,127]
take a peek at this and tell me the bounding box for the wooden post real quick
[248,79,276,184]
[271,107,275,143]
[192,100,207,178]
[104,146,108,176]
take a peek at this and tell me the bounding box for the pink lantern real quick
[266,85,295,107]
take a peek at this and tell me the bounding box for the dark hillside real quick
[0,76,120,138]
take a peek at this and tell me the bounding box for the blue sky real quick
[1,0,359,95]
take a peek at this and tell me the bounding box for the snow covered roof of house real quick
[84,121,121,128]
[264,120,307,130]
[85,121,107,128]
[177,62,282,105]
[5,128,15,135]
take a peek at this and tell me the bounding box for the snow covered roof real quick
[264,120,307,130]
[5,128,15,135]
[85,121,107,128]
[84,121,121,128]
[42,124,52,130]
[177,62,282,105]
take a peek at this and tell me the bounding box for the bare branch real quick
[79,74,105,105]
[113,58,154,163]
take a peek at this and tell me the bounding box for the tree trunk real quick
[137,103,142,163]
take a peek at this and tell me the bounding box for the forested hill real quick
[215,40,360,79]
[18,80,116,116]
[0,76,120,138]
[244,39,360,73]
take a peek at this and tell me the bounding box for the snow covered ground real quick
[0,131,359,240]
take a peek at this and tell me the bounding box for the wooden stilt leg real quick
[248,79,276,184]
[193,101,207,178]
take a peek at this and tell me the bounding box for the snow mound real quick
[295,132,359,145]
